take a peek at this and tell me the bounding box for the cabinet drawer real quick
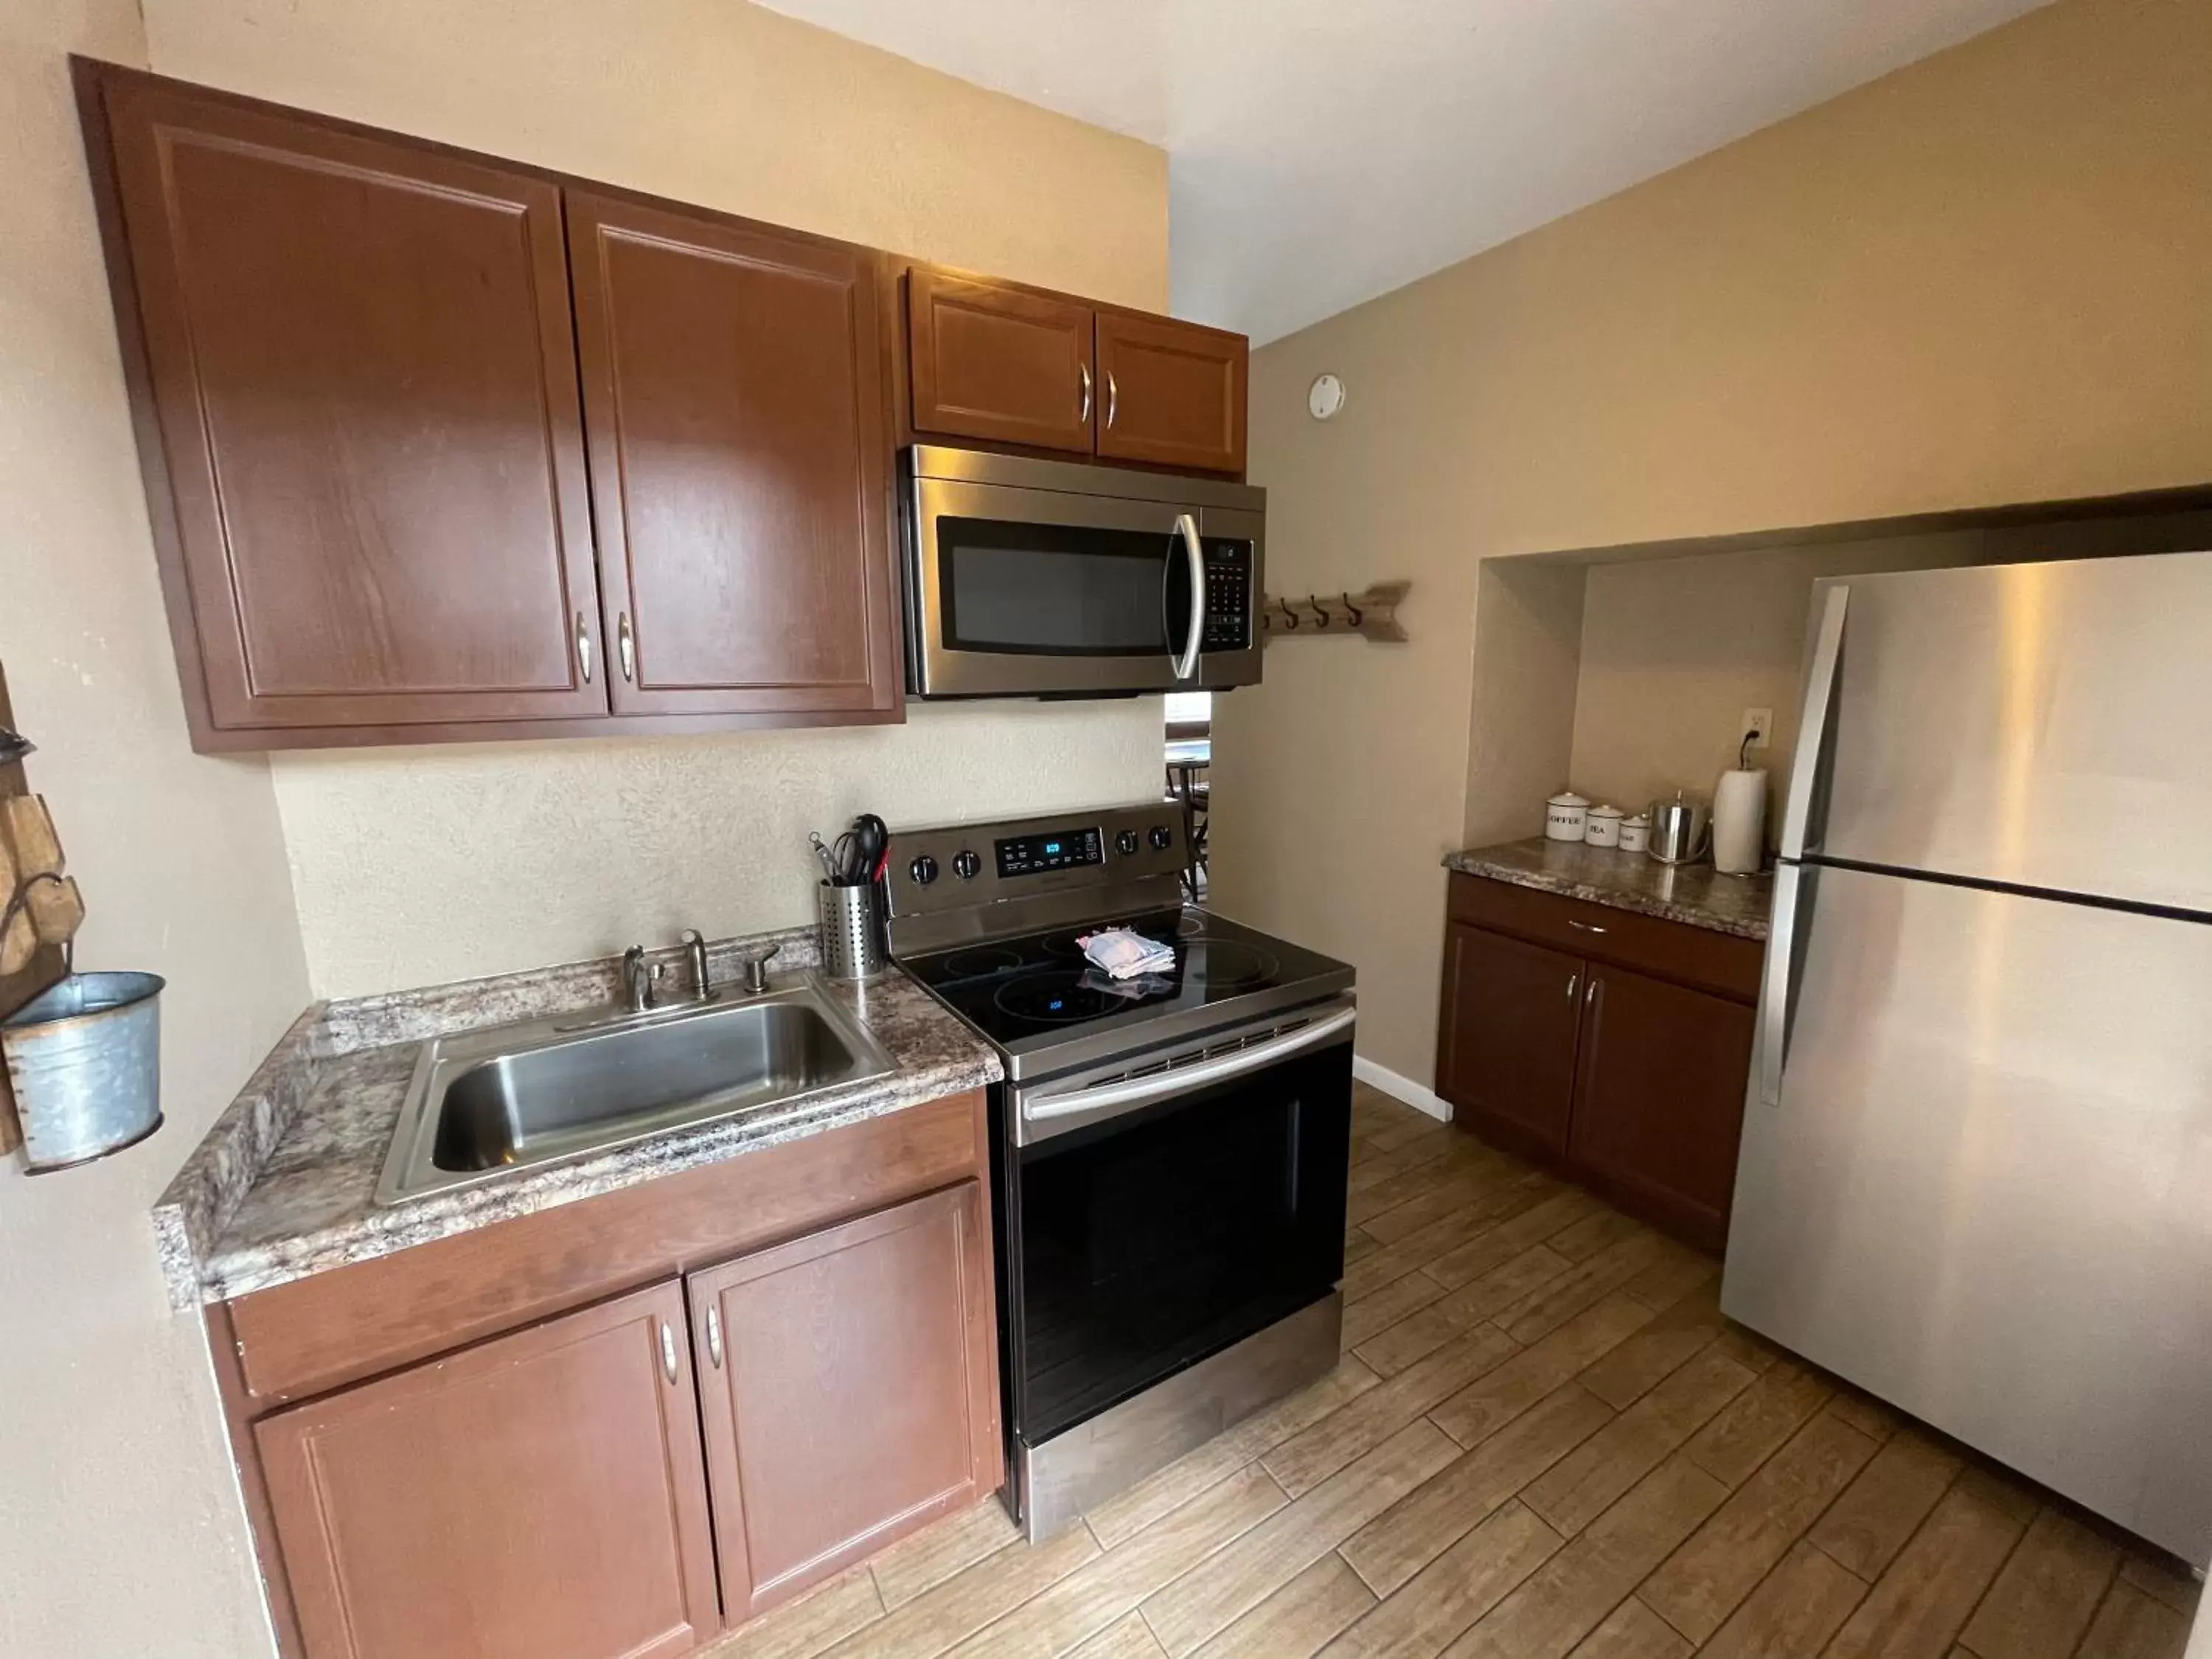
[1447,873,1762,1003]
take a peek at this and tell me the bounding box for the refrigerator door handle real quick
[1778,584,1849,860]
[1759,861,1815,1107]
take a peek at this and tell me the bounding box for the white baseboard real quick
[1352,1056,1452,1122]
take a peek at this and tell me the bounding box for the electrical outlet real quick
[1742,708,1774,749]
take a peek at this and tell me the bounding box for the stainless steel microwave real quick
[902,446,1265,699]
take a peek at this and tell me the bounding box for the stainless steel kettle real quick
[1646,792,1710,865]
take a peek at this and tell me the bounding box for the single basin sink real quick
[374,978,894,1205]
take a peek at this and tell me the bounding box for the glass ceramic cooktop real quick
[901,908,1346,1049]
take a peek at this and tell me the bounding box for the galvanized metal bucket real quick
[1,970,164,1173]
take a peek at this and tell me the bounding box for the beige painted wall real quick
[0,3,313,1656]
[1212,0,2212,1085]
[139,0,1172,995]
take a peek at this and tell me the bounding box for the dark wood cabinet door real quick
[568,194,899,717]
[1569,966,1756,1253]
[1436,922,1584,1159]
[906,268,1096,453]
[255,1281,719,1659]
[689,1183,999,1623]
[1095,310,1248,473]
[97,74,606,734]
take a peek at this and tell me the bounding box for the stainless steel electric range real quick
[885,803,1356,1541]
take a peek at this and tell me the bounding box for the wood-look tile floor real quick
[708,1083,2202,1659]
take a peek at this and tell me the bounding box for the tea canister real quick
[1584,804,1624,848]
[1543,791,1590,842]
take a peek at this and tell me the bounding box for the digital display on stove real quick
[996,826,1104,878]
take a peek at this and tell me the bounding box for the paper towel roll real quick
[1712,768,1768,875]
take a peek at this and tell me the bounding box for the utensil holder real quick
[1,970,164,1172]
[817,883,885,980]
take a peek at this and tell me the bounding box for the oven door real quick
[907,475,1261,698]
[1000,1002,1354,1450]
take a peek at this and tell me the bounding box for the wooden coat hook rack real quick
[1259,580,1409,644]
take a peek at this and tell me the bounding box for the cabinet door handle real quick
[1568,919,1608,935]
[1079,361,1093,423]
[1565,973,1579,1003]
[574,613,594,684]
[618,613,636,682]
[1105,369,1119,430]
[658,1318,680,1385]
[706,1305,724,1369]
[1586,976,1602,1009]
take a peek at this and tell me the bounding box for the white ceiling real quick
[758,0,2051,344]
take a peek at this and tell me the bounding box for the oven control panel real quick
[883,804,1187,929]
[996,826,1105,879]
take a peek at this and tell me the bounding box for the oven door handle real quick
[1021,1003,1357,1130]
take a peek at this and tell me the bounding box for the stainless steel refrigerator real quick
[1723,549,2212,1566]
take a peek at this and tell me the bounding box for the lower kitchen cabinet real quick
[218,1091,1000,1659]
[1436,874,1764,1253]
[1436,924,1582,1160]
[1568,964,1756,1251]
[689,1183,998,1622]
[255,1281,720,1659]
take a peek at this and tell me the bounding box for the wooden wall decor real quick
[1260,580,1409,644]
[0,662,68,1155]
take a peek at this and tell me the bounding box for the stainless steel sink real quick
[374,978,894,1205]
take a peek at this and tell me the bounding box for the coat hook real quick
[1280,596,1299,631]
[1341,591,1363,627]
[1307,594,1331,630]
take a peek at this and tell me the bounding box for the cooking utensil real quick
[808,831,839,885]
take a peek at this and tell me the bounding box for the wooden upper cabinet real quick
[907,268,1096,454]
[689,1183,1000,1623]
[567,194,899,717]
[94,73,606,735]
[1096,310,1248,474]
[255,1281,719,1659]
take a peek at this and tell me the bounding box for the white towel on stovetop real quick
[1077,928,1176,980]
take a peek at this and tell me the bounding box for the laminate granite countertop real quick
[1444,836,1774,940]
[150,928,1002,1309]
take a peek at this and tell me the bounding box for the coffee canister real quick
[1584,804,1624,849]
[1544,791,1590,842]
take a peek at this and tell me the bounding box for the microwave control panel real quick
[1201,540,1253,652]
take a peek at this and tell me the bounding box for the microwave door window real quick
[941,518,1175,658]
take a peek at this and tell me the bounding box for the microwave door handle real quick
[1172,512,1205,681]
[1023,1003,1357,1127]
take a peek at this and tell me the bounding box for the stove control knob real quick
[1115,830,1140,856]
[953,849,982,880]
[1148,825,1173,851]
[908,854,939,886]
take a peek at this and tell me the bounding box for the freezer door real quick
[1801,550,2212,912]
[1724,862,2212,1564]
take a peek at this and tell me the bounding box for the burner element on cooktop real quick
[942,945,1026,981]
[993,969,1170,1025]
[1180,940,1279,990]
